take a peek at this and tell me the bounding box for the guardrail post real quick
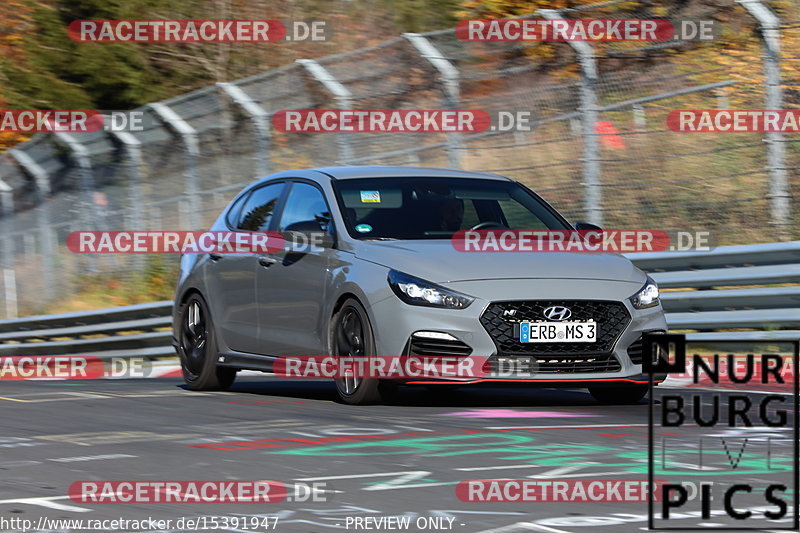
[297,59,354,163]
[149,102,201,229]
[8,148,55,295]
[539,9,602,227]
[737,0,790,240]
[218,82,271,178]
[404,33,463,168]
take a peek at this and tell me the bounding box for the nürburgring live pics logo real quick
[644,333,799,530]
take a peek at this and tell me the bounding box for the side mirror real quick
[283,220,334,250]
[575,221,602,232]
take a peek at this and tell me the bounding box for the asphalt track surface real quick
[0,376,796,533]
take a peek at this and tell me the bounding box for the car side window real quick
[498,198,550,230]
[225,191,251,228]
[278,182,332,232]
[461,200,480,229]
[237,182,285,231]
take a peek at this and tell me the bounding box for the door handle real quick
[209,253,223,261]
[258,256,278,268]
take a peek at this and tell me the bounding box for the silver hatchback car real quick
[172,166,667,404]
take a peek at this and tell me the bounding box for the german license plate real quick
[519,321,597,343]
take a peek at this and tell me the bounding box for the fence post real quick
[54,132,106,274]
[217,82,271,178]
[2,268,17,319]
[539,9,602,227]
[8,148,55,297]
[149,102,201,229]
[109,131,144,231]
[296,59,354,163]
[737,0,790,240]
[0,178,14,319]
[52,132,106,232]
[110,130,145,272]
[404,32,463,168]
[8,148,51,197]
[0,177,12,220]
[0,177,12,262]
[632,105,646,130]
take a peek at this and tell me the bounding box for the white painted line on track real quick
[457,464,540,471]
[0,495,90,513]
[475,522,564,533]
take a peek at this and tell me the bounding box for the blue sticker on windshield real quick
[355,224,373,233]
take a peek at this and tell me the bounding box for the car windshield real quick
[333,177,569,240]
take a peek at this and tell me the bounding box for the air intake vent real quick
[408,333,472,357]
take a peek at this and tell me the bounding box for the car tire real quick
[330,297,384,405]
[177,294,237,391]
[588,383,648,404]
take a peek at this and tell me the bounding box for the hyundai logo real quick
[543,305,572,321]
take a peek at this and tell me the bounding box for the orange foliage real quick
[0,0,34,150]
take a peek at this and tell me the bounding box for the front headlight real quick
[388,270,474,309]
[630,276,660,309]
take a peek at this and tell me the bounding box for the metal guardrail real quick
[0,301,174,359]
[0,301,172,330]
[625,241,800,271]
[0,242,797,359]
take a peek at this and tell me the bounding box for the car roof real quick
[311,165,512,181]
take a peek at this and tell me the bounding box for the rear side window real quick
[237,182,285,231]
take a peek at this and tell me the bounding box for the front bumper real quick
[367,278,668,383]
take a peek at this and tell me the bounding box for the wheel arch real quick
[327,289,382,355]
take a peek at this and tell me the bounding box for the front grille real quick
[408,336,472,357]
[485,354,621,374]
[480,300,631,356]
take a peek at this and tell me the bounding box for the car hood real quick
[354,240,644,283]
